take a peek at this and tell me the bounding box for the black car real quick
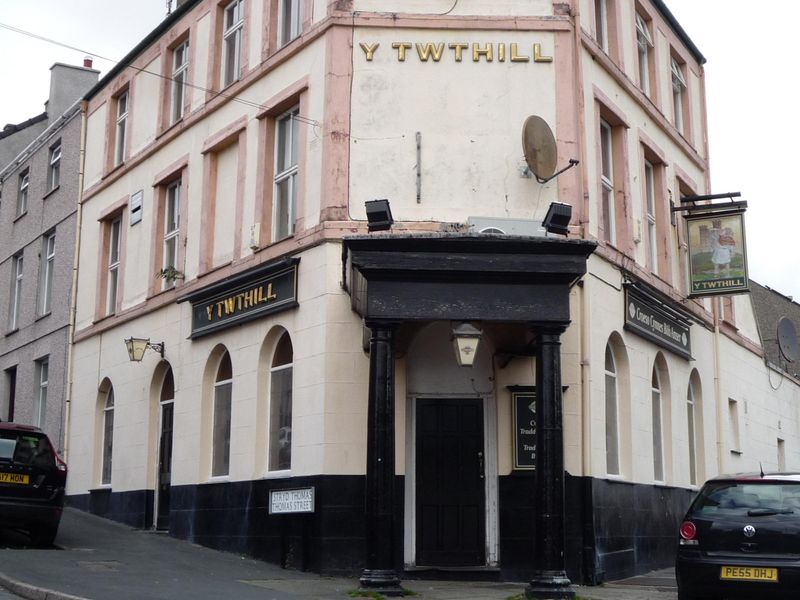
[0,422,67,547]
[676,472,800,600]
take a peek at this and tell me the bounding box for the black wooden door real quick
[416,398,486,566]
[156,401,174,530]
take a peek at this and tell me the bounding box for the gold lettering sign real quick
[361,42,552,63]
[205,283,279,322]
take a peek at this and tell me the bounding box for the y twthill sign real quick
[686,212,749,297]
[181,258,299,339]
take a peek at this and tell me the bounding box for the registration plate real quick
[0,472,29,485]
[720,566,778,582]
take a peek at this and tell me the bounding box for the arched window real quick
[269,332,293,471]
[102,386,114,485]
[652,366,664,482]
[212,352,232,477]
[687,378,698,486]
[605,343,619,475]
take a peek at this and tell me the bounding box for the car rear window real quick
[0,431,55,468]
[691,481,800,515]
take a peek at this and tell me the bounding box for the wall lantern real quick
[542,201,572,236]
[451,322,482,367]
[365,199,393,232]
[125,337,165,362]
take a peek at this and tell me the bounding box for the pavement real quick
[0,508,677,600]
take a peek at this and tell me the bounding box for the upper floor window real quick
[38,233,56,316]
[114,91,129,166]
[163,181,181,289]
[280,0,303,46]
[17,169,29,217]
[222,0,244,87]
[635,13,654,97]
[273,106,300,241]
[48,141,61,191]
[8,254,23,331]
[106,216,122,315]
[599,119,616,245]
[171,40,190,124]
[671,57,687,135]
[594,0,608,52]
[644,159,657,271]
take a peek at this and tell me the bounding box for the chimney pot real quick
[83,56,93,68]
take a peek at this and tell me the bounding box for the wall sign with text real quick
[511,389,537,471]
[624,287,692,360]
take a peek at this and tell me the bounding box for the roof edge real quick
[652,0,706,65]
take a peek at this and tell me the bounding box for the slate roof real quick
[749,280,800,379]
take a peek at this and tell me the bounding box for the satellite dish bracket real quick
[534,158,580,184]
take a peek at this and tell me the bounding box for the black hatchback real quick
[676,472,800,600]
[0,422,67,547]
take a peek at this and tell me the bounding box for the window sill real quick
[262,469,292,480]
[730,449,743,456]
[13,211,27,223]
[4,328,19,337]
[204,475,230,484]
[43,185,60,200]
[35,312,52,322]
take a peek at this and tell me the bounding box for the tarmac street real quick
[0,509,678,600]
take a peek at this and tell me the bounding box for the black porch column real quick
[526,327,574,600]
[359,322,403,595]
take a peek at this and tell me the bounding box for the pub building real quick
[63,0,798,595]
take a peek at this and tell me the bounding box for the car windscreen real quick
[691,481,800,516]
[0,431,55,469]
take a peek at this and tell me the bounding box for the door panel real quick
[156,401,173,531]
[416,398,485,566]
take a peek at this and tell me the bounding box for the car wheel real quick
[29,524,58,548]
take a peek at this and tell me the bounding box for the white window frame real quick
[728,398,741,454]
[9,254,23,331]
[222,0,244,87]
[687,382,697,485]
[279,0,304,46]
[605,344,620,476]
[595,0,608,52]
[671,58,687,134]
[106,217,122,315]
[17,169,29,216]
[102,387,114,486]
[114,91,129,166]
[38,233,56,316]
[48,142,62,191]
[35,358,49,429]
[171,40,189,124]
[212,354,233,478]
[651,367,664,482]
[268,334,293,473]
[644,160,657,273]
[273,106,300,241]
[163,181,181,289]
[600,120,616,245]
[636,13,653,96]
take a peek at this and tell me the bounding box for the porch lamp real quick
[451,322,482,367]
[365,199,393,232]
[125,337,165,362]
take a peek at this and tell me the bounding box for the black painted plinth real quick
[525,570,575,599]
[359,569,404,596]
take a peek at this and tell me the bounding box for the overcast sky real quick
[0,1,795,301]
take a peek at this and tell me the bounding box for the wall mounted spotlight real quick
[365,199,393,232]
[542,202,572,236]
[125,337,165,362]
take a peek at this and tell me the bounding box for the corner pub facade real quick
[66,0,800,593]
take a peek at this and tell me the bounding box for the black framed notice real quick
[510,387,536,471]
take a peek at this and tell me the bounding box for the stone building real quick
[64,0,798,592]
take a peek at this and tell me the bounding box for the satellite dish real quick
[777,317,798,362]
[522,116,558,181]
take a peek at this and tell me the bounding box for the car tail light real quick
[55,454,68,473]
[680,521,698,546]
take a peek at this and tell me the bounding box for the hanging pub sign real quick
[510,387,537,471]
[686,212,749,297]
[179,258,299,339]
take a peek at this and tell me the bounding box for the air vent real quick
[467,217,546,237]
